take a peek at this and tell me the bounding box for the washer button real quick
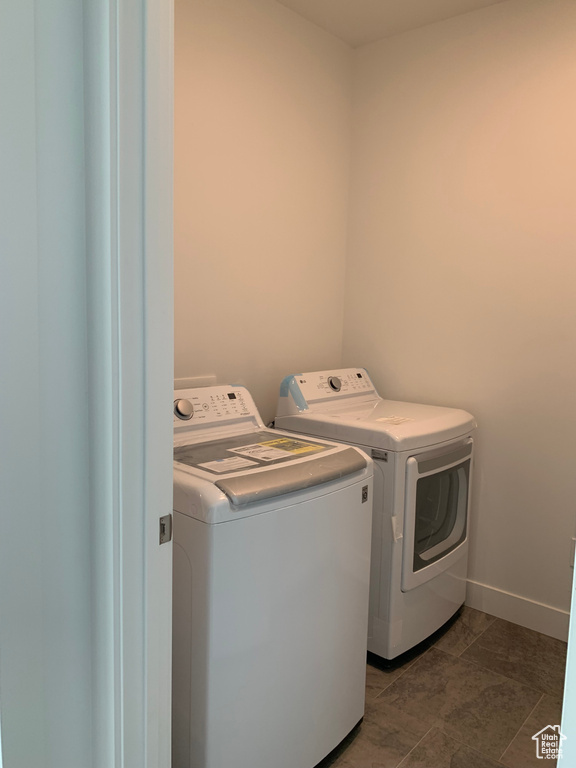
[328,376,342,392]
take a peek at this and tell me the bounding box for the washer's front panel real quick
[173,479,372,768]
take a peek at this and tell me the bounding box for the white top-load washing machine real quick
[275,369,476,661]
[172,384,373,768]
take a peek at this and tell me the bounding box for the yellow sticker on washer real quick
[260,438,325,455]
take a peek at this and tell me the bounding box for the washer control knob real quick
[328,376,342,392]
[174,399,194,420]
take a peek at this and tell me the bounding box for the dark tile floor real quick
[322,607,567,768]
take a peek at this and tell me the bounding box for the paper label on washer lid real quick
[376,416,413,425]
[229,438,325,462]
[198,456,259,473]
[262,437,325,455]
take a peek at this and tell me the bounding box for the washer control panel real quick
[173,385,256,428]
[291,369,377,404]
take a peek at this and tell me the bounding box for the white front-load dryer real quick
[274,369,476,661]
[172,384,373,768]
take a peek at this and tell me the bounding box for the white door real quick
[0,0,173,766]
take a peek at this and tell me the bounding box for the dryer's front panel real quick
[401,439,472,592]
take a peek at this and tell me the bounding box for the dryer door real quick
[401,439,472,592]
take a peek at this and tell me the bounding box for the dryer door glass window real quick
[413,459,469,572]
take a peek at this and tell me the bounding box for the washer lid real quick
[276,400,476,451]
[174,429,367,506]
[214,447,366,506]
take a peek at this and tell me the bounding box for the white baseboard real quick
[466,579,570,642]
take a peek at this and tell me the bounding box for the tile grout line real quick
[455,614,498,657]
[428,726,516,765]
[395,726,435,768]
[373,647,433,699]
[498,692,544,762]
[445,649,547,697]
[371,610,499,697]
[385,643,550,700]
[374,640,546,702]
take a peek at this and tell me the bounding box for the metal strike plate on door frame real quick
[159,514,172,545]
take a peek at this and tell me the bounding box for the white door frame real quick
[85,0,174,764]
[142,0,174,763]
[0,0,172,765]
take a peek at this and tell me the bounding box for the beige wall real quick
[344,0,576,635]
[174,0,352,422]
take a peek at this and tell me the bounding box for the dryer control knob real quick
[174,399,194,420]
[328,376,342,392]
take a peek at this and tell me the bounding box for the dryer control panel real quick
[277,369,379,416]
[290,369,375,403]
